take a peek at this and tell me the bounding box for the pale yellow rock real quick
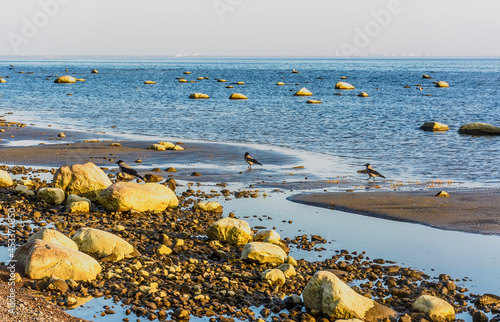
[179,79,188,83]
[147,143,166,151]
[183,71,191,74]
[15,185,34,197]
[420,122,449,132]
[156,245,172,255]
[144,80,156,84]
[67,201,90,213]
[303,270,397,320]
[217,79,227,82]
[358,92,369,97]
[54,75,76,84]
[254,230,281,244]
[229,93,248,100]
[335,82,355,90]
[277,263,296,278]
[189,93,210,99]
[27,229,79,251]
[75,78,86,82]
[91,69,98,74]
[0,78,7,83]
[53,162,112,201]
[148,141,185,151]
[292,69,299,73]
[240,242,287,265]
[306,100,322,104]
[193,201,223,213]
[422,74,432,79]
[276,82,285,86]
[340,76,348,79]
[197,77,205,80]
[13,239,101,281]
[236,82,245,85]
[0,170,14,187]
[413,295,455,321]
[435,191,450,198]
[287,256,298,267]
[207,217,252,245]
[261,269,286,286]
[72,227,134,258]
[294,87,313,96]
[98,181,178,212]
[37,188,65,205]
[226,85,234,88]
[436,81,449,87]
[458,122,500,135]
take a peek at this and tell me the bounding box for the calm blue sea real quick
[1,58,499,185]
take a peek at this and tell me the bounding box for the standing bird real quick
[116,160,144,180]
[364,163,385,181]
[244,152,262,169]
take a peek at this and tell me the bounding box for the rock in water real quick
[97,182,178,212]
[229,93,248,100]
[37,188,65,205]
[303,270,397,321]
[420,122,449,132]
[458,122,500,136]
[413,295,455,321]
[144,80,156,84]
[0,170,14,187]
[306,100,322,104]
[54,75,77,83]
[13,239,101,281]
[358,92,369,97]
[72,227,135,258]
[435,191,450,197]
[335,82,355,90]
[435,81,449,87]
[240,242,287,265]
[189,93,210,99]
[53,162,112,201]
[294,88,313,96]
[91,69,98,73]
[206,217,252,245]
[27,229,79,251]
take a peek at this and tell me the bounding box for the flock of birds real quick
[116,153,385,182]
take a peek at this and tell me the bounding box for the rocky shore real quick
[1,162,500,322]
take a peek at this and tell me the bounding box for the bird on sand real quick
[364,163,385,181]
[116,160,144,180]
[244,152,262,169]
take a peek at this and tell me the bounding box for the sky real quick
[1,0,499,57]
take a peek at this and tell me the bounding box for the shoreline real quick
[290,189,500,236]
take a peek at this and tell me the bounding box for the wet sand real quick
[291,189,500,235]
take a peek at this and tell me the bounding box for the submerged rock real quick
[53,162,112,201]
[144,80,156,84]
[98,182,178,212]
[420,121,449,132]
[303,270,397,321]
[458,122,500,136]
[413,295,455,321]
[276,82,285,86]
[13,239,101,281]
[54,75,76,84]
[335,82,355,90]
[207,217,252,245]
[189,93,210,99]
[229,93,248,100]
[91,69,98,73]
[294,87,313,96]
[422,74,433,79]
[306,99,322,104]
[435,81,449,87]
[72,227,135,258]
[358,92,369,97]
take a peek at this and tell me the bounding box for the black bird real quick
[116,160,144,180]
[244,152,262,169]
[365,163,385,181]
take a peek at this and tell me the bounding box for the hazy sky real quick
[1,0,499,57]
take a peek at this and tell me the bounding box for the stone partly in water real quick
[435,81,449,87]
[98,182,178,212]
[144,80,156,84]
[0,170,14,187]
[207,217,252,245]
[422,74,433,79]
[335,82,355,90]
[72,227,135,258]
[306,100,322,104]
[148,141,184,151]
[276,82,285,85]
[37,188,66,205]
[53,162,112,201]
[91,69,98,73]
[193,201,223,213]
[294,87,313,96]
[189,93,210,99]
[413,295,455,321]
[229,93,248,100]
[420,121,449,132]
[13,239,101,281]
[358,92,369,97]
[435,191,450,198]
[27,229,79,251]
[240,242,287,265]
[0,78,7,83]
[54,76,77,83]
[303,270,397,321]
[458,122,500,136]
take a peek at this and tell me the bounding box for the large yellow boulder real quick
[436,81,449,87]
[72,227,135,258]
[229,93,248,100]
[54,75,76,83]
[207,217,252,245]
[458,122,500,135]
[303,271,397,321]
[0,170,14,187]
[241,242,287,265]
[420,122,449,132]
[189,93,210,99]
[98,182,178,212]
[294,87,313,96]
[413,295,455,321]
[53,162,112,201]
[335,82,355,90]
[193,201,223,213]
[13,239,101,281]
[27,229,79,251]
